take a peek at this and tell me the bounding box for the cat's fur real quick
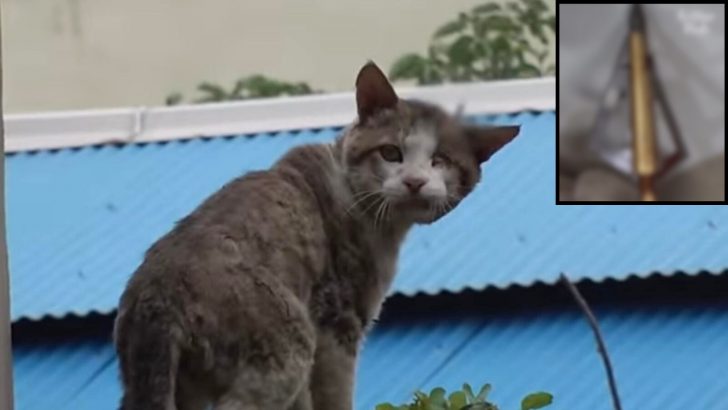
[114,62,519,410]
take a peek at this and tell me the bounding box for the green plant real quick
[375,383,552,410]
[166,75,319,105]
[389,0,555,84]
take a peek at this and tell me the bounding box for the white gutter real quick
[4,77,554,153]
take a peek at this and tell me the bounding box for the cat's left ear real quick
[355,61,399,122]
[467,125,520,164]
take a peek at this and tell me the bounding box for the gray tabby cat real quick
[114,62,519,410]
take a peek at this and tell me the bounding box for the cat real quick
[113,62,520,410]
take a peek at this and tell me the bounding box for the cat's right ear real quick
[355,61,398,123]
[467,125,520,164]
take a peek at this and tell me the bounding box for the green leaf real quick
[546,16,555,32]
[421,62,444,85]
[197,82,227,101]
[433,19,466,38]
[427,45,447,68]
[430,387,446,401]
[523,0,548,13]
[244,75,277,97]
[521,392,553,410]
[507,2,525,16]
[516,62,541,78]
[164,92,183,106]
[492,35,511,55]
[230,79,247,99]
[472,39,489,60]
[472,18,488,38]
[293,82,313,94]
[517,38,534,53]
[525,20,547,45]
[414,390,429,407]
[375,404,397,410]
[462,384,476,403]
[449,391,467,409]
[472,4,501,14]
[389,53,426,81]
[475,384,491,402]
[483,15,518,32]
[448,36,475,65]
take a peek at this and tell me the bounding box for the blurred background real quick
[559,4,725,202]
[3,0,554,112]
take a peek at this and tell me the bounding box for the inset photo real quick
[558,4,725,203]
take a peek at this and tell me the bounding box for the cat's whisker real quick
[350,189,378,200]
[373,196,387,230]
[427,201,436,219]
[384,200,391,224]
[378,197,391,230]
[346,190,381,216]
[360,193,385,219]
[374,200,387,228]
[380,198,391,229]
[445,193,463,204]
[375,201,383,230]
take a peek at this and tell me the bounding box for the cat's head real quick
[341,62,520,226]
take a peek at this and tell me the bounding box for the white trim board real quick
[4,77,554,153]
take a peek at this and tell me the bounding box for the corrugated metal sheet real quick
[13,337,116,410]
[362,301,728,410]
[13,300,728,410]
[8,110,728,321]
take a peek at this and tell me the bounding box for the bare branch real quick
[560,273,622,410]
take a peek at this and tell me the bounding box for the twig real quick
[560,273,623,410]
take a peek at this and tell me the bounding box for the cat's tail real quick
[114,295,183,410]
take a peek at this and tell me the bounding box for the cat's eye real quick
[379,145,403,162]
[431,154,450,167]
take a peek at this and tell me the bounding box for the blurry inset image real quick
[558,4,725,203]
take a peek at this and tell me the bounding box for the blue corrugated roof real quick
[13,299,728,410]
[8,110,728,321]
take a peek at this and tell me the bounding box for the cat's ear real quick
[355,61,398,122]
[467,125,520,164]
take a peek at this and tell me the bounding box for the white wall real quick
[3,0,557,113]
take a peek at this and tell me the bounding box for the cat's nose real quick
[403,176,427,194]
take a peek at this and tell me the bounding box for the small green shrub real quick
[165,75,318,105]
[375,383,552,410]
[389,0,555,84]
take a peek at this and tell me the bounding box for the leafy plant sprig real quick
[389,0,555,84]
[165,75,318,105]
[375,383,552,410]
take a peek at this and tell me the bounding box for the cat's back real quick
[119,143,337,309]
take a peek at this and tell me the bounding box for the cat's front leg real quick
[310,325,360,410]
